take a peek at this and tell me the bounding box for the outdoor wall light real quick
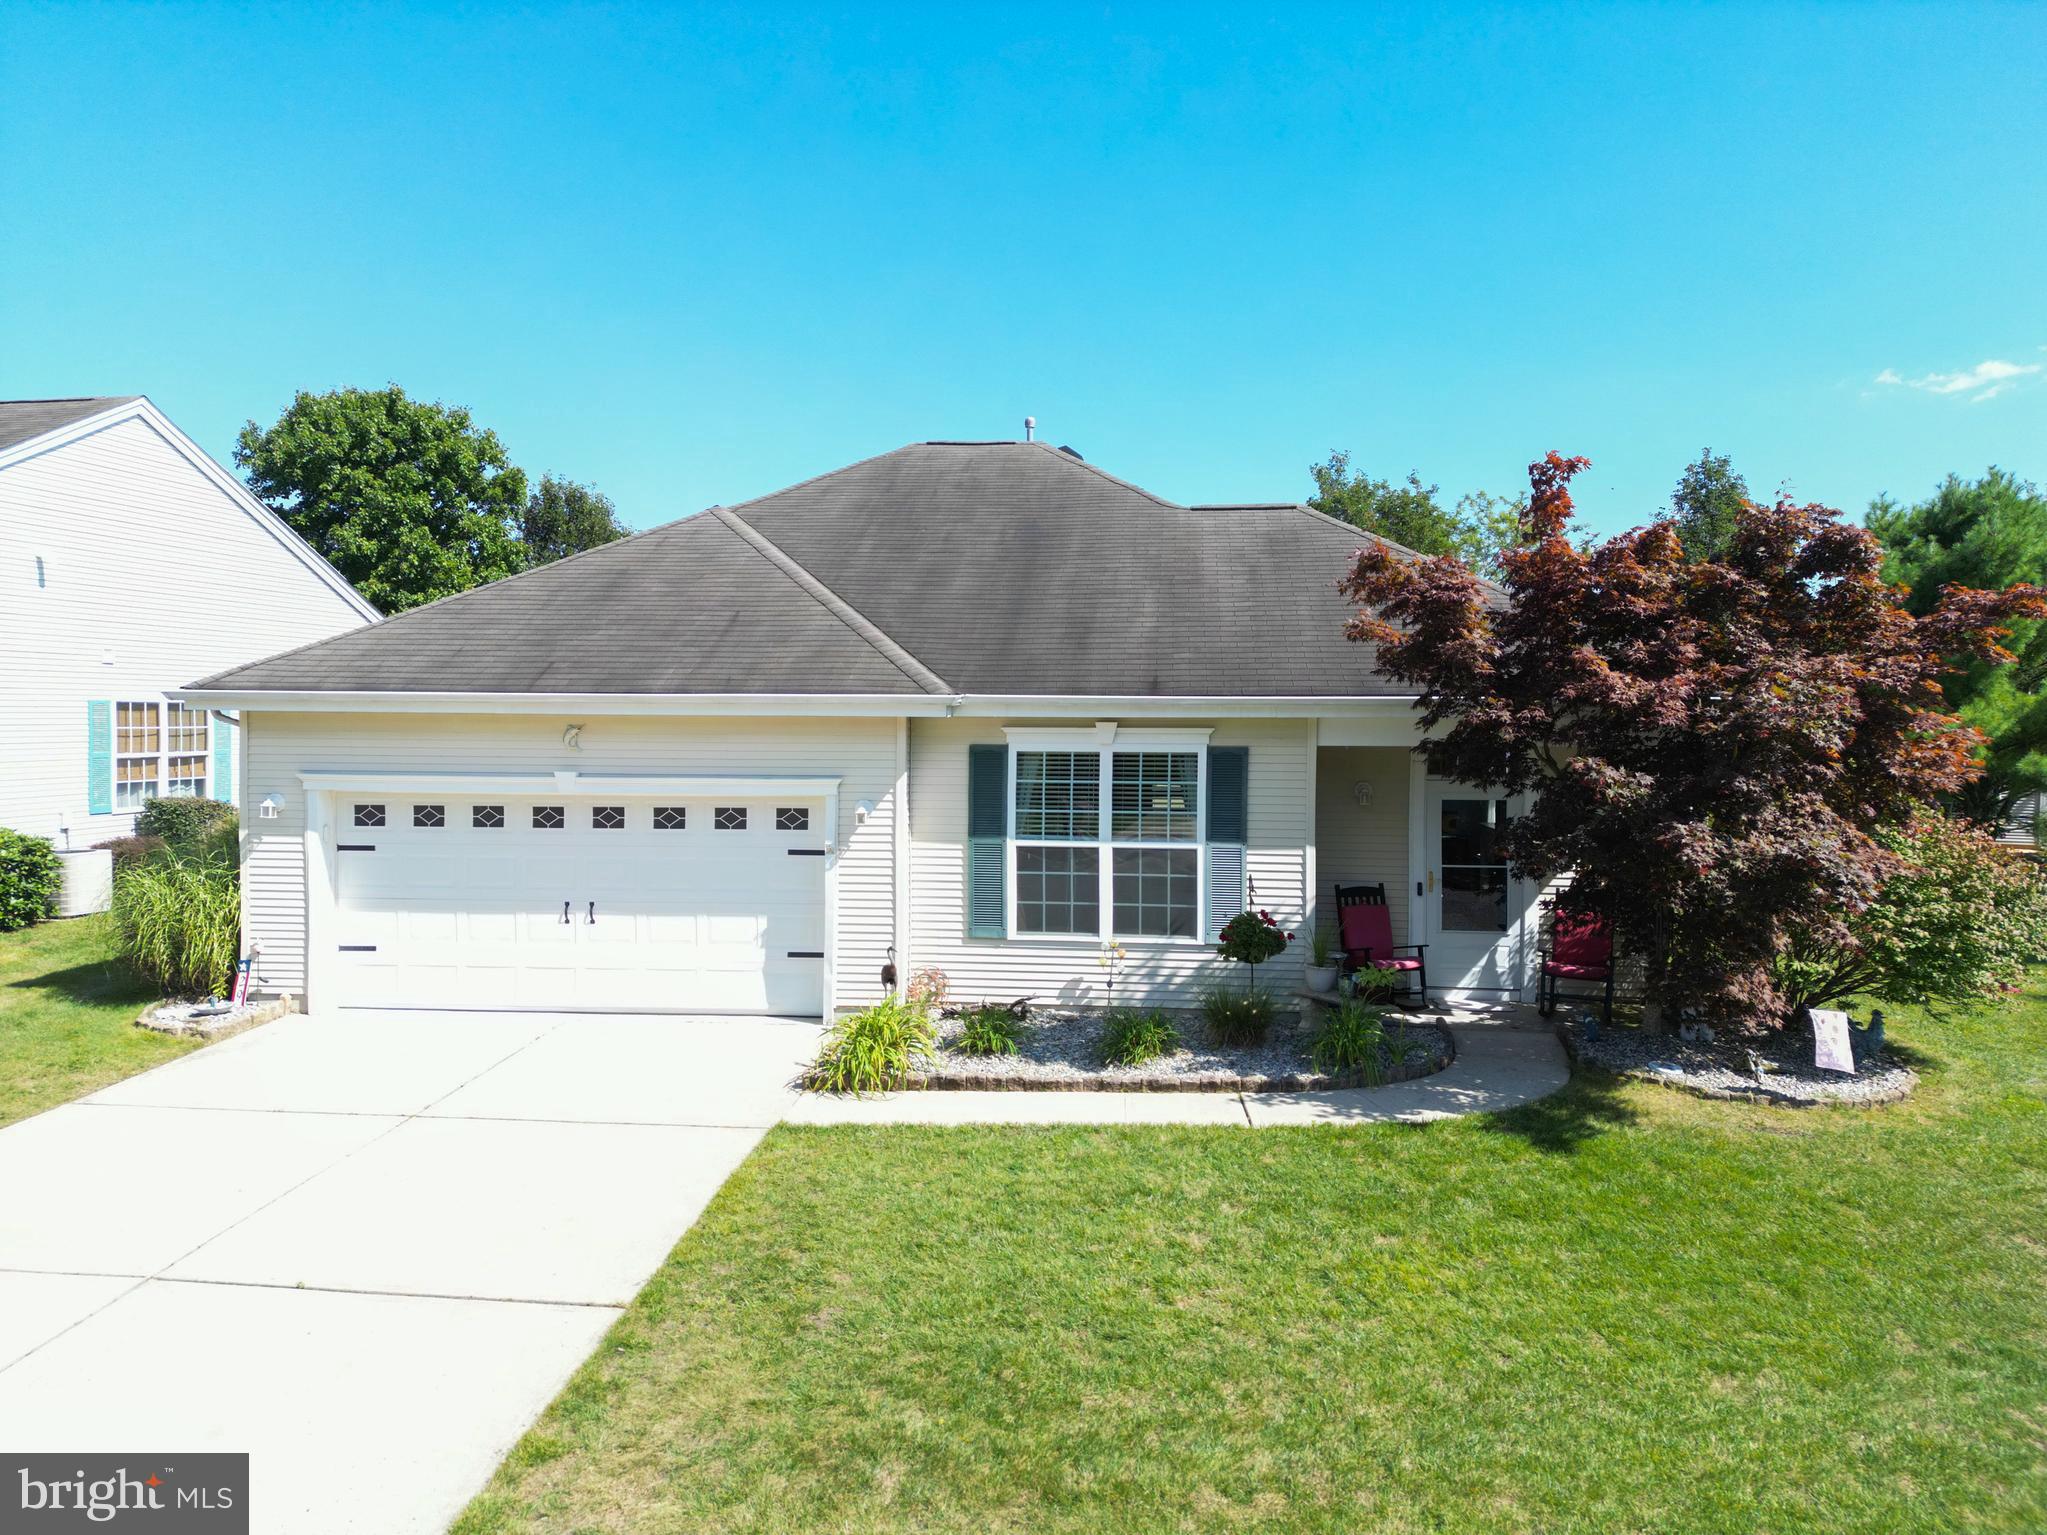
[854,799,875,824]
[257,794,284,820]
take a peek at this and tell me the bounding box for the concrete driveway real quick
[0,1008,820,1535]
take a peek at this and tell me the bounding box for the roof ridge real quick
[1020,439,1182,508]
[712,508,954,696]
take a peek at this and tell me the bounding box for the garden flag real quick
[1810,1009,1856,1074]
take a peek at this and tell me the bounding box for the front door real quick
[1424,784,1525,994]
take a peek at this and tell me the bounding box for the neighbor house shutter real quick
[86,700,113,815]
[211,714,234,805]
[1205,745,1249,940]
[966,743,1008,938]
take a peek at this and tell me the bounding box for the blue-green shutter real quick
[211,714,234,806]
[86,700,113,815]
[1205,746,1248,940]
[966,743,1007,938]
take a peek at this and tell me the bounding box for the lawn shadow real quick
[1471,1067,1638,1154]
[4,957,154,1009]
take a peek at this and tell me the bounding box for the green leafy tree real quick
[1774,814,2047,1014]
[1869,468,2047,827]
[1310,452,1528,577]
[235,386,528,613]
[1670,448,1750,562]
[521,474,629,568]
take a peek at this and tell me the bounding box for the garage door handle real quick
[587,901,597,924]
[561,901,570,924]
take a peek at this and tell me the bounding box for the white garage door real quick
[330,794,828,1015]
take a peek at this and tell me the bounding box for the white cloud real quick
[1873,356,2042,402]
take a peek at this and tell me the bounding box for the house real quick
[0,397,377,868]
[177,440,1543,1013]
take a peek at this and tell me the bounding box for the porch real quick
[1311,742,1544,1003]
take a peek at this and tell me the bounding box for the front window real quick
[1012,743,1202,939]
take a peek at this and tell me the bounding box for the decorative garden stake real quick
[1097,941,1128,1009]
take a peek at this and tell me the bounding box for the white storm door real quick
[1423,784,1526,994]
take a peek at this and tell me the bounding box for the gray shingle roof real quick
[191,441,1411,698]
[0,397,140,454]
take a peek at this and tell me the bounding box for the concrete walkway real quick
[0,1009,823,1535]
[786,1019,1570,1126]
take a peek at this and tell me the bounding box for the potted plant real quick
[1303,926,1339,993]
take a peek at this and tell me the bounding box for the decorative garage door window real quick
[715,807,747,831]
[592,805,626,830]
[413,804,446,828]
[653,806,687,830]
[472,805,505,828]
[353,804,386,828]
[532,805,565,829]
[775,807,810,831]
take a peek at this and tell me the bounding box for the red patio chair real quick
[1538,909,1614,1022]
[1334,882,1428,1006]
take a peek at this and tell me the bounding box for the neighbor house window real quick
[1011,741,1202,939]
[114,702,162,809]
[164,704,209,799]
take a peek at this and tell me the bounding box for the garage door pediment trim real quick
[299,770,843,798]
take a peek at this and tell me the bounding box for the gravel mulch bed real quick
[909,1007,1454,1093]
[1558,1016,1917,1106]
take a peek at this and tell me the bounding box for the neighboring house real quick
[0,396,378,852]
[179,440,1543,1013]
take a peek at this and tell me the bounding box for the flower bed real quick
[1557,1017,1917,1106]
[136,996,293,1041]
[908,1007,1453,1093]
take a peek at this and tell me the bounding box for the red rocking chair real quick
[1538,909,1615,1022]
[1334,882,1428,1006]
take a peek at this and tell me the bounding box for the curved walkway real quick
[785,1020,1570,1127]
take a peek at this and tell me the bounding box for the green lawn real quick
[0,914,198,1127]
[457,989,2047,1535]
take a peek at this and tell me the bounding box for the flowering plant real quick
[905,967,950,1010]
[1216,909,1293,976]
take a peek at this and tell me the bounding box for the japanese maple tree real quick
[1340,452,2044,1028]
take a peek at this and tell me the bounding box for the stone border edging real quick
[902,1022,1456,1094]
[136,996,296,1042]
[1554,1024,1918,1108]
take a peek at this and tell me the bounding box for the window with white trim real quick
[115,700,210,808]
[1011,739,1203,939]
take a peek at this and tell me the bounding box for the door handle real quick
[587,900,596,924]
[1427,870,1436,893]
[561,901,570,924]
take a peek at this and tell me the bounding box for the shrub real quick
[0,829,63,931]
[906,966,950,1009]
[135,796,237,849]
[1202,986,1277,1046]
[1100,1007,1180,1067]
[952,1003,1024,1057]
[94,834,170,869]
[1776,814,2047,1016]
[807,995,935,1094]
[113,854,241,996]
[1312,998,1388,1082]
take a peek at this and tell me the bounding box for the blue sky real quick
[3,3,2042,536]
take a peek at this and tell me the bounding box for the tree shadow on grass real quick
[1470,1067,1639,1154]
[4,958,154,1010]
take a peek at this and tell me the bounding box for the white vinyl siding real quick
[0,410,368,844]
[1314,747,1413,949]
[239,712,898,1012]
[911,717,1313,1007]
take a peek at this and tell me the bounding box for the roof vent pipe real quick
[1023,416,1035,442]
